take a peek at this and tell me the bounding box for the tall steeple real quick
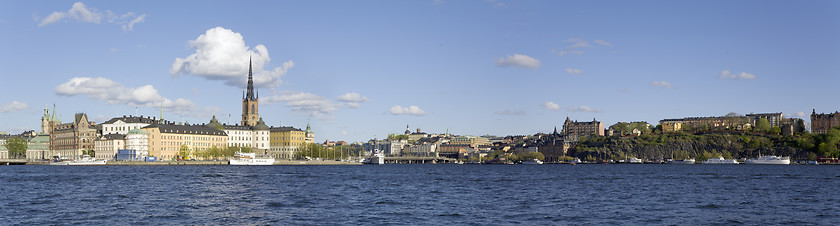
[245,56,256,101]
[241,57,260,126]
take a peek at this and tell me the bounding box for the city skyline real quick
[0,1,838,142]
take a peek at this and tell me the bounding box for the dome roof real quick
[127,128,148,135]
[207,115,224,130]
[253,117,269,130]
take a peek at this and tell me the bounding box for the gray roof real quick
[103,115,162,124]
[96,133,126,141]
[143,124,227,136]
[270,126,303,132]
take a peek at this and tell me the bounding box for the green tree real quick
[3,137,28,159]
[178,144,190,160]
[521,151,545,161]
[769,126,781,135]
[756,118,771,132]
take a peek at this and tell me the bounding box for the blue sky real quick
[0,0,838,142]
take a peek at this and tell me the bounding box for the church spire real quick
[245,56,256,101]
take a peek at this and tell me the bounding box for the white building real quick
[94,134,125,160]
[206,116,270,154]
[405,143,437,156]
[101,116,161,135]
[126,128,149,157]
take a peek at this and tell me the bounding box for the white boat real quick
[667,158,696,164]
[702,156,739,164]
[745,155,790,165]
[51,155,106,165]
[229,152,275,165]
[570,158,582,164]
[362,150,385,165]
[522,159,544,165]
[628,158,643,164]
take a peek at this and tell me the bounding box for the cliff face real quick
[570,133,809,160]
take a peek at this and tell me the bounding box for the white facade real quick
[224,127,270,152]
[94,136,125,160]
[101,117,157,135]
[405,143,437,156]
[126,132,149,157]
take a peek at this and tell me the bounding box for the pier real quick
[0,159,28,165]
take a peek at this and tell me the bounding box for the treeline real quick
[570,127,840,161]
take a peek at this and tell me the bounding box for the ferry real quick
[701,156,739,164]
[362,150,385,165]
[521,159,544,165]
[628,158,643,164]
[229,152,275,165]
[745,155,790,165]
[667,158,696,164]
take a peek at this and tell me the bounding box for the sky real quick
[0,0,838,142]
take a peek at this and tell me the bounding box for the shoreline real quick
[21,159,362,166]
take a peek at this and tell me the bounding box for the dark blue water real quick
[1,165,839,225]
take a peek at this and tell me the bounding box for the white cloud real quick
[495,110,525,116]
[555,38,610,56]
[121,14,146,31]
[542,102,560,111]
[495,54,541,69]
[718,70,756,80]
[37,2,145,31]
[0,101,29,113]
[593,40,612,46]
[262,91,338,120]
[170,27,295,88]
[650,81,673,89]
[54,77,201,116]
[566,68,584,75]
[794,112,807,117]
[390,105,426,116]
[568,105,602,113]
[336,92,370,108]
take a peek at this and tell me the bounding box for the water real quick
[1,164,839,225]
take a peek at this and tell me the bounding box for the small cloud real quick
[495,54,541,69]
[262,91,338,120]
[617,88,630,93]
[568,105,602,113]
[593,40,612,46]
[0,101,29,113]
[432,0,444,5]
[555,38,610,56]
[109,48,118,53]
[650,81,673,89]
[495,110,525,116]
[795,112,807,117]
[542,102,560,111]
[718,70,756,80]
[390,105,426,116]
[336,92,370,109]
[37,2,146,31]
[565,68,584,75]
[54,77,205,117]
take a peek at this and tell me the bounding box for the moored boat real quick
[702,156,739,164]
[362,149,385,165]
[229,152,275,165]
[745,155,790,165]
[51,155,106,165]
[667,158,696,164]
[521,159,544,165]
[628,158,643,164]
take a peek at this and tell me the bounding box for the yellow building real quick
[142,124,227,160]
[660,120,682,132]
[269,126,306,159]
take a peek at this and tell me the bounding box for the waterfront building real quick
[449,136,490,147]
[269,126,306,159]
[94,134,125,160]
[405,142,437,156]
[206,115,270,154]
[50,113,97,159]
[437,144,473,159]
[746,113,783,128]
[811,109,840,134]
[26,134,51,161]
[101,115,161,135]
[142,123,227,160]
[126,128,150,158]
[562,117,605,142]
